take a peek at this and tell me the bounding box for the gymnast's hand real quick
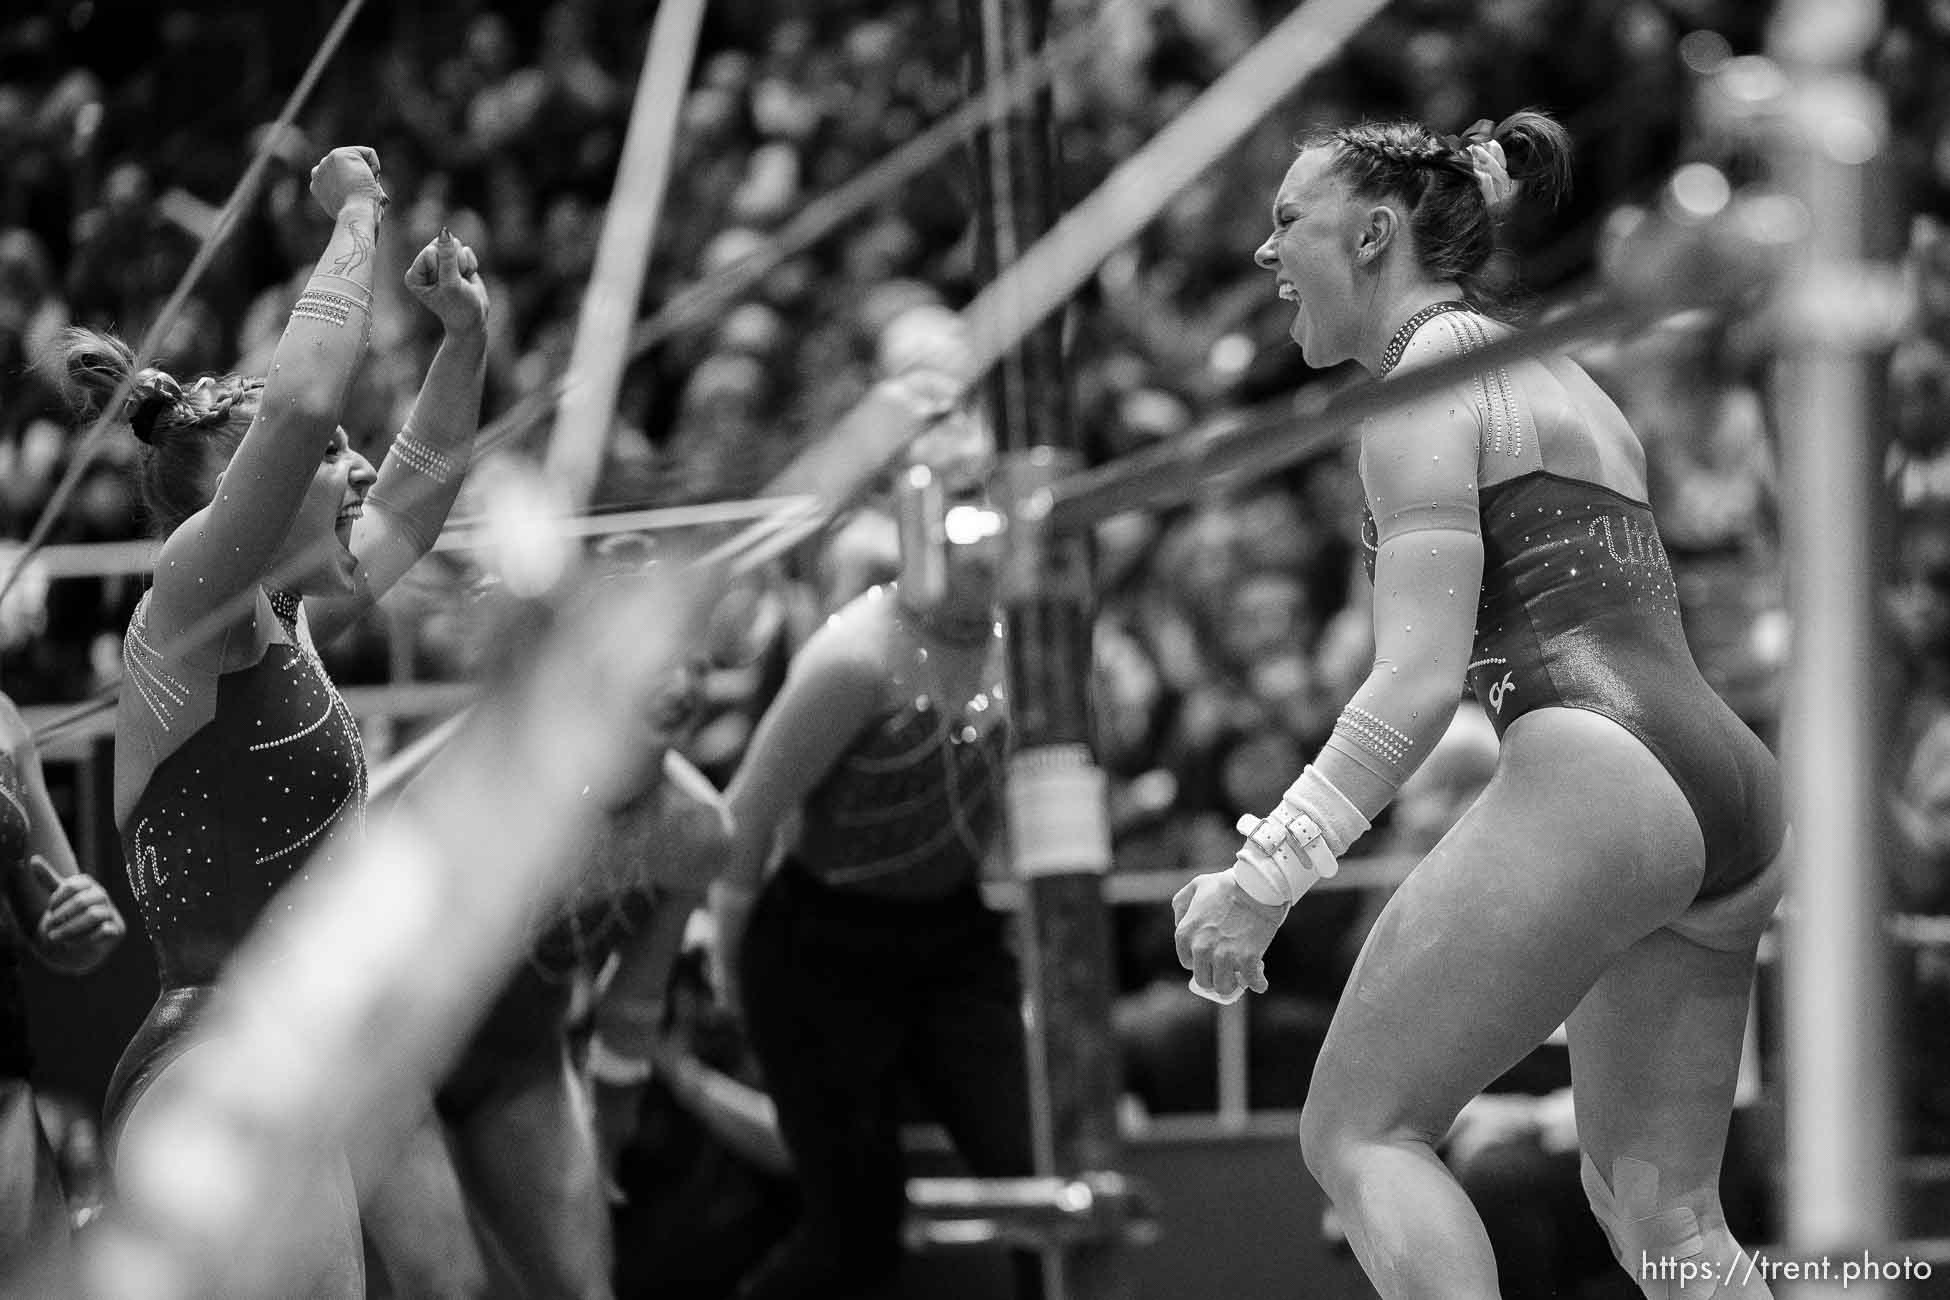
[308,144,387,217]
[405,227,489,336]
[1172,871,1285,1004]
[34,869,126,975]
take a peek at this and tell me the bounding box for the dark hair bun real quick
[49,328,194,446]
[127,370,186,445]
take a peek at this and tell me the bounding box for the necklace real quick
[1378,300,1471,377]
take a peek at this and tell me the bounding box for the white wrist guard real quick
[1228,807,1339,907]
[1226,767,1369,907]
[1283,765,1371,855]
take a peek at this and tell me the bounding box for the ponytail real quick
[50,327,262,535]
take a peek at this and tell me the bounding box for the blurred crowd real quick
[5,0,1950,1286]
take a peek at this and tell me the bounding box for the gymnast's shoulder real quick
[1385,305,1513,381]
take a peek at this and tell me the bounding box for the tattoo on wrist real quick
[329,221,375,277]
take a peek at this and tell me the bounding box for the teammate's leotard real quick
[105,594,366,1136]
[791,694,1009,900]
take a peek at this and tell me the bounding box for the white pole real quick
[1770,2,1898,1294]
[542,0,708,509]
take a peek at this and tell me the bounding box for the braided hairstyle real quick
[54,328,265,536]
[1305,110,1572,305]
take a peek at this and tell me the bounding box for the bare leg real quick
[356,1111,494,1299]
[1570,924,1774,1298]
[1299,709,1706,1300]
[112,1041,366,1299]
[0,1081,72,1293]
[450,1052,614,1300]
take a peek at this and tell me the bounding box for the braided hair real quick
[54,328,265,536]
[1304,110,1572,305]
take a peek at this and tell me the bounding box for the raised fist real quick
[405,227,490,334]
[309,146,387,219]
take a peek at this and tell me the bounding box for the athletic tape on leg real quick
[1580,1153,1714,1299]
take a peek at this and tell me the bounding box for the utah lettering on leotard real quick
[1588,513,1669,572]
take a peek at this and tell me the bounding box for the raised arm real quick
[304,229,490,647]
[146,147,387,647]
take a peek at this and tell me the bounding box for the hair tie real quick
[125,368,184,445]
[1440,118,1497,153]
[1440,116,1520,213]
[1465,139,1516,212]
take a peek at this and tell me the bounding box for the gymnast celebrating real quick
[57,145,487,1297]
[1173,112,1786,1299]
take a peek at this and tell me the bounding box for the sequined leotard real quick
[105,592,366,1134]
[1361,307,1784,902]
[791,691,1010,900]
[1464,473,1781,897]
